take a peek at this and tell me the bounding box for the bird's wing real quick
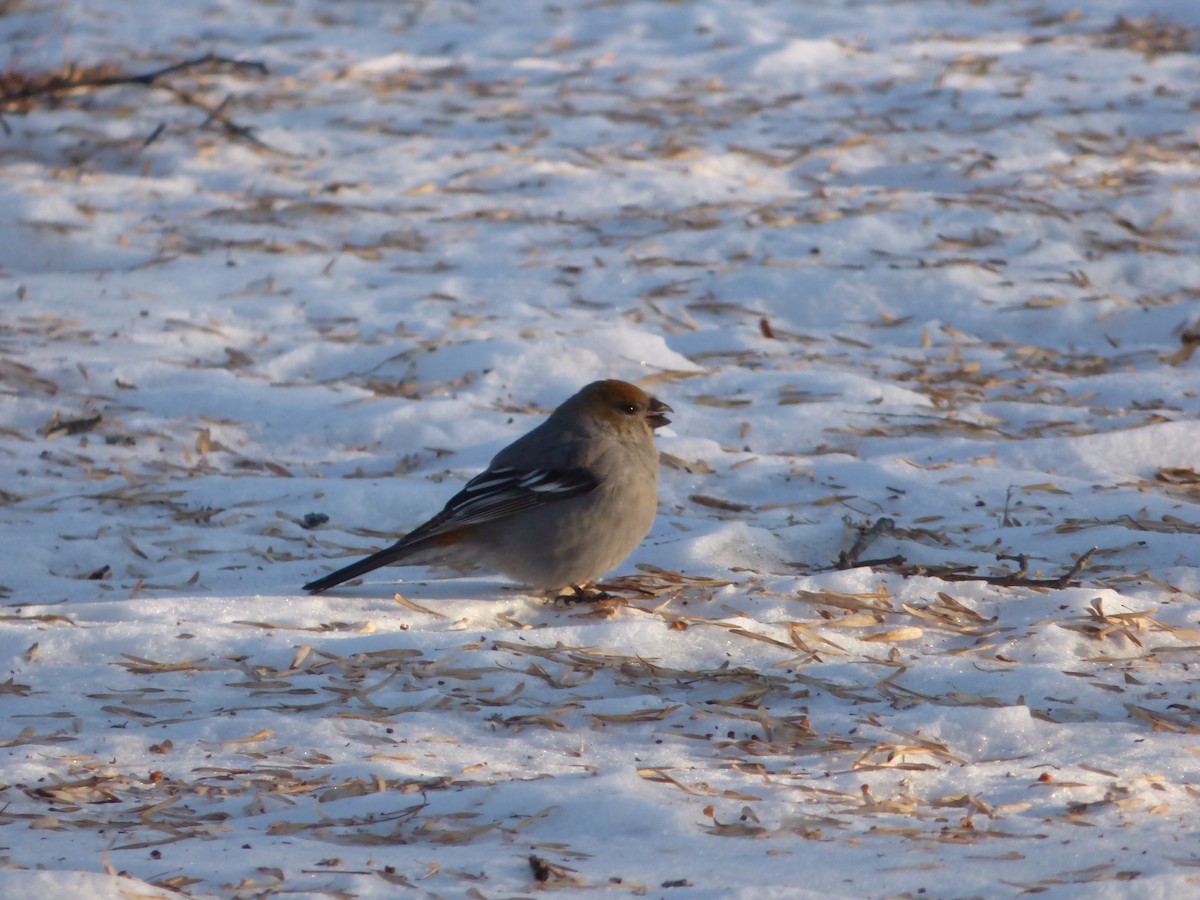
[402,465,599,543]
[303,465,601,594]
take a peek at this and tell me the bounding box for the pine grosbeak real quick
[303,379,671,595]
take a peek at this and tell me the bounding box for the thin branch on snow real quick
[836,516,896,569]
[0,53,284,154]
[862,546,1099,588]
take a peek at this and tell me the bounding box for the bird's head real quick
[571,379,672,435]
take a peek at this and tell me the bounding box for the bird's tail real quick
[303,543,408,594]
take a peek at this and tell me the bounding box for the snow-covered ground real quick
[3,0,1200,896]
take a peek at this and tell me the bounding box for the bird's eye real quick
[618,403,637,415]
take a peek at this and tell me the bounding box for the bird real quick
[302,379,672,596]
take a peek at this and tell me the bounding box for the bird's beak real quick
[647,396,672,429]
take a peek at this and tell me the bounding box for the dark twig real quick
[836,554,908,571]
[1001,484,1017,527]
[867,546,1098,588]
[836,516,895,569]
[0,53,267,107]
[994,552,1029,579]
[198,92,234,129]
[1,53,284,155]
[160,84,286,155]
[1046,546,1097,589]
[141,121,166,148]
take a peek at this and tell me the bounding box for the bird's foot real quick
[555,583,614,603]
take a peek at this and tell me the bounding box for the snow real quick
[3,0,1200,897]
